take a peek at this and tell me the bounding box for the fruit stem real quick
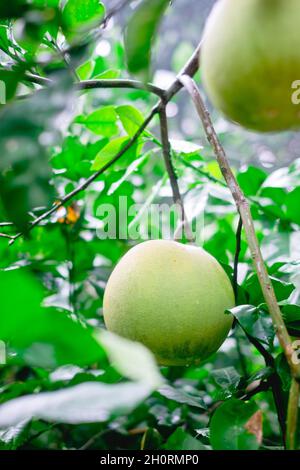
[159,105,194,243]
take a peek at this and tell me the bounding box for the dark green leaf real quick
[237,166,267,196]
[229,305,275,348]
[0,268,105,368]
[158,385,207,410]
[124,0,170,79]
[164,428,209,450]
[210,399,261,450]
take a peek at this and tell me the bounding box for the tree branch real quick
[179,74,300,381]
[24,74,166,98]
[165,40,202,101]
[159,105,193,241]
[0,233,14,239]
[77,79,165,98]
[287,378,300,450]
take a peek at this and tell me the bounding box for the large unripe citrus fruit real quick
[201,0,300,132]
[103,240,234,366]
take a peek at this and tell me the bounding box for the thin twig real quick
[52,40,80,82]
[23,73,52,87]
[165,40,202,101]
[179,74,300,381]
[0,222,14,227]
[159,105,193,242]
[77,79,165,98]
[233,216,243,301]
[24,74,166,98]
[247,333,286,444]
[287,378,300,450]
[0,233,14,239]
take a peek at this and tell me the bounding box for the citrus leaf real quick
[124,0,170,79]
[210,399,261,450]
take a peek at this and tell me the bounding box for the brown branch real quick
[24,74,165,98]
[77,79,165,98]
[165,40,202,101]
[179,74,300,381]
[159,105,194,241]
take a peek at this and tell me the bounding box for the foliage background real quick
[0,0,299,451]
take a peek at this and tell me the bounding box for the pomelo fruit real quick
[201,0,300,132]
[103,240,234,366]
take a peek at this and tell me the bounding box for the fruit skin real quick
[201,0,300,132]
[103,240,234,366]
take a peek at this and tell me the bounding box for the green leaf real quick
[0,382,152,427]
[124,0,170,79]
[163,428,209,451]
[75,106,118,137]
[280,303,300,334]
[158,385,207,410]
[0,25,10,54]
[229,305,275,348]
[170,139,203,157]
[245,273,294,305]
[237,166,267,196]
[211,367,241,392]
[76,60,94,80]
[116,105,145,137]
[0,69,24,103]
[92,136,138,171]
[0,268,105,368]
[51,135,105,180]
[286,187,300,225]
[63,0,105,38]
[93,69,120,79]
[97,330,163,388]
[107,154,148,195]
[210,399,261,450]
[141,428,163,450]
[0,422,30,450]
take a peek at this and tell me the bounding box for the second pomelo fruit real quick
[103,240,234,366]
[201,0,300,132]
